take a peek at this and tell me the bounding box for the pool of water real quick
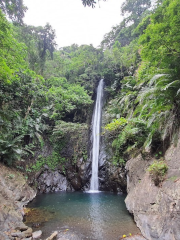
[25,191,140,240]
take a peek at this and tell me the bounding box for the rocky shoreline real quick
[1,132,180,240]
[0,163,36,240]
[0,161,145,240]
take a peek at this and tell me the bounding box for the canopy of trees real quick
[0,9,92,165]
[0,0,180,169]
[0,0,27,23]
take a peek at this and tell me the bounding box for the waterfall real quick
[90,79,104,192]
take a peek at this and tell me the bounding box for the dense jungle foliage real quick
[103,0,180,164]
[0,0,180,169]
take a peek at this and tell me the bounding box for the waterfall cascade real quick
[89,79,104,192]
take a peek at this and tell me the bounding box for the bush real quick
[147,160,168,186]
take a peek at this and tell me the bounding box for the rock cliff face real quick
[29,126,93,192]
[35,157,92,193]
[125,134,180,240]
[0,163,36,239]
[37,169,70,192]
[98,107,127,193]
[98,142,127,192]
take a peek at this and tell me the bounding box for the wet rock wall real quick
[125,132,180,240]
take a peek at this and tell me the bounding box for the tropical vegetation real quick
[0,0,180,172]
[102,0,180,166]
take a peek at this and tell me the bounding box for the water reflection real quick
[88,193,104,239]
[26,191,140,240]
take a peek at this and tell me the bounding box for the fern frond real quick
[128,117,147,125]
[124,126,140,136]
[136,103,148,118]
[162,80,180,91]
[137,86,161,103]
[176,88,180,96]
[149,74,170,86]
[155,78,170,87]
[144,131,153,150]
[147,114,157,127]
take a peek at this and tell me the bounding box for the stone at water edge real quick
[11,227,32,238]
[32,230,42,239]
[15,223,28,231]
[46,231,58,240]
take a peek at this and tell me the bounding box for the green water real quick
[26,191,140,240]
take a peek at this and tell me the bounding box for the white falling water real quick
[90,79,104,192]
